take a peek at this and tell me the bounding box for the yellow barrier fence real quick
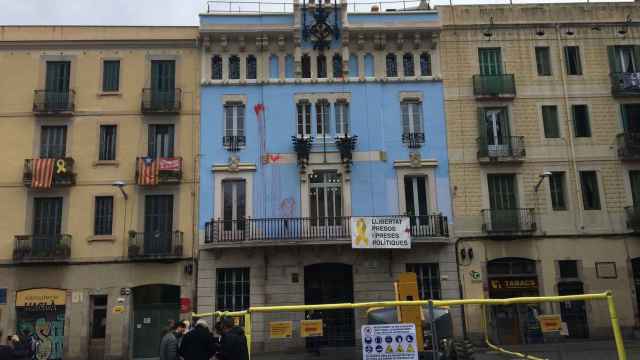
[195,290,626,360]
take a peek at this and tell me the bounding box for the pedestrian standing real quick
[179,319,216,360]
[174,322,187,349]
[10,333,32,360]
[159,324,179,360]
[216,317,249,360]
[0,331,12,360]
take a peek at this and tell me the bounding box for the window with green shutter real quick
[478,48,503,75]
[535,47,552,76]
[621,104,640,132]
[542,105,560,138]
[549,172,567,211]
[102,60,120,92]
[564,46,582,75]
[608,46,640,74]
[580,171,601,210]
[572,105,591,138]
[630,171,640,208]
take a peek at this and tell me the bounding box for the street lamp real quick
[534,171,553,192]
[112,180,128,200]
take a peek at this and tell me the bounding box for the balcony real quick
[135,157,182,186]
[477,136,526,163]
[481,208,536,237]
[223,135,246,152]
[625,207,640,232]
[610,72,640,97]
[141,88,182,113]
[617,132,640,160]
[472,74,516,100]
[128,231,184,259]
[33,90,75,115]
[13,234,71,263]
[23,158,76,188]
[204,215,449,246]
[402,132,425,149]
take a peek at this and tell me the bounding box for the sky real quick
[0,0,631,26]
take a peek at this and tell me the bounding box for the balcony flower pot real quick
[128,245,140,257]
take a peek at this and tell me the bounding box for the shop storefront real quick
[15,288,66,360]
[487,258,542,345]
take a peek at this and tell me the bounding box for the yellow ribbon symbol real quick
[56,159,67,174]
[355,218,368,246]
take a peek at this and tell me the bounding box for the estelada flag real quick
[137,157,159,185]
[31,158,55,189]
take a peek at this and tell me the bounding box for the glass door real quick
[150,60,176,109]
[45,61,70,110]
[222,180,246,233]
[404,175,429,229]
[309,171,343,228]
[484,108,510,157]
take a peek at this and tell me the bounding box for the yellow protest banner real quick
[538,314,562,332]
[269,321,293,339]
[300,319,323,337]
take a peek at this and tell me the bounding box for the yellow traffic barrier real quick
[194,291,627,360]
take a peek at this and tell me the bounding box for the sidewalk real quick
[252,340,640,360]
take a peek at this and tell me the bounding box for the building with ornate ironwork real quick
[196,0,458,352]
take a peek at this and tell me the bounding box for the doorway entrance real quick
[558,281,589,338]
[304,263,355,347]
[632,258,640,324]
[132,285,180,359]
[487,258,541,345]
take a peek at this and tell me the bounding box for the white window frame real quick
[401,100,424,134]
[224,102,245,137]
[296,100,312,138]
[213,171,254,221]
[335,100,350,137]
[315,99,331,138]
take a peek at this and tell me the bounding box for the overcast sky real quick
[0,0,630,26]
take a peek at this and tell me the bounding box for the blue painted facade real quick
[199,82,450,225]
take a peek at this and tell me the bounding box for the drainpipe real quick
[554,24,584,232]
[455,237,469,339]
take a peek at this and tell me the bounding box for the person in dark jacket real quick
[0,331,12,360]
[10,333,32,360]
[179,319,216,360]
[159,325,178,360]
[217,317,249,360]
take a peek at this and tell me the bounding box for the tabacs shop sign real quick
[489,277,538,291]
[351,217,411,249]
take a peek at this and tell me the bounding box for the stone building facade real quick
[439,2,640,344]
[196,0,459,353]
[0,26,199,360]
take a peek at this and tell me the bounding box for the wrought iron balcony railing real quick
[477,136,526,162]
[402,132,425,149]
[472,74,516,99]
[14,234,71,262]
[223,135,247,152]
[481,208,536,235]
[610,72,640,97]
[617,132,640,160]
[23,158,76,188]
[204,215,449,244]
[128,231,184,259]
[625,207,640,232]
[335,135,358,170]
[33,90,75,114]
[141,88,182,113]
[135,157,182,186]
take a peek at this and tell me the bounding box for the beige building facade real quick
[440,3,640,344]
[0,26,199,360]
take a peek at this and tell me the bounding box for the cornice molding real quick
[0,39,198,50]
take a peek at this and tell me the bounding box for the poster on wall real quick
[16,288,66,360]
[351,217,411,249]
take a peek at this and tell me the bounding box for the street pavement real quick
[252,340,640,360]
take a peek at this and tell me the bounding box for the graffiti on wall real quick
[16,289,66,360]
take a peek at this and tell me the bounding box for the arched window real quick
[285,54,294,78]
[246,55,257,80]
[386,53,398,77]
[301,54,311,79]
[349,54,359,77]
[403,53,415,77]
[317,54,327,78]
[229,55,240,80]
[364,53,374,77]
[211,55,222,80]
[420,52,432,76]
[333,54,343,78]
